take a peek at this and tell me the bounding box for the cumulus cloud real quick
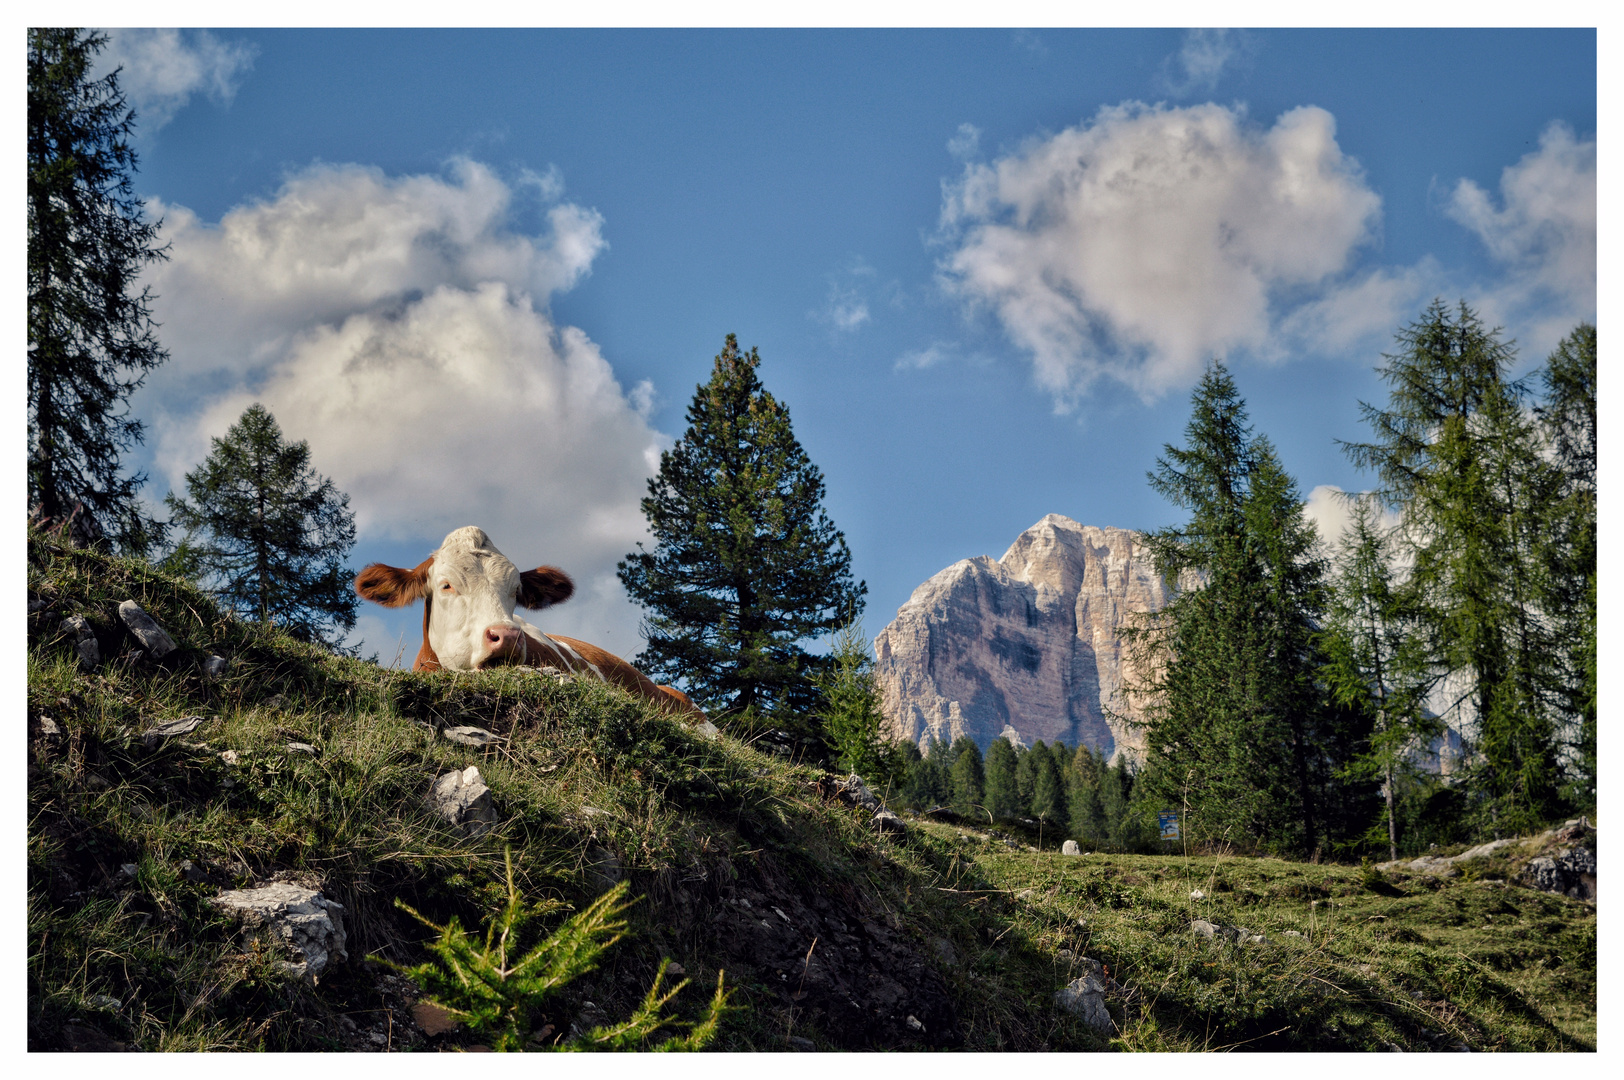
[96,28,256,131]
[144,160,660,652]
[1303,485,1402,556]
[938,102,1382,405]
[1159,29,1253,97]
[1445,122,1596,346]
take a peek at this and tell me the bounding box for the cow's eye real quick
[440,582,454,593]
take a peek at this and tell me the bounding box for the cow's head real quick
[353,526,573,670]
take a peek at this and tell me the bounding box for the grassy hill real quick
[26,531,1595,1052]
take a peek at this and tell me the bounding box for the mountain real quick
[874,514,1182,762]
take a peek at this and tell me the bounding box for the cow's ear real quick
[518,566,574,609]
[354,558,433,607]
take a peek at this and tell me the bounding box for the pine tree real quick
[983,737,1021,819]
[1536,324,1596,810]
[619,335,866,718]
[816,618,900,785]
[164,404,359,648]
[1067,746,1107,844]
[1131,362,1351,856]
[1343,302,1566,831]
[1323,494,1440,860]
[29,28,170,552]
[949,739,986,818]
[1029,742,1067,828]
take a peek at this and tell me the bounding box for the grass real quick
[26,530,1595,1052]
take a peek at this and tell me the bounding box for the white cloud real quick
[938,102,1381,406]
[1303,485,1401,555]
[96,28,256,132]
[1159,29,1251,97]
[1445,122,1596,348]
[144,161,659,652]
[947,123,982,162]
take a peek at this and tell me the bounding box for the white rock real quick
[1062,840,1081,855]
[212,882,348,981]
[117,600,177,659]
[429,765,497,837]
[1053,958,1113,1035]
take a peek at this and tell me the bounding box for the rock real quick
[60,614,100,671]
[786,1035,816,1051]
[1523,847,1596,900]
[872,807,907,834]
[1053,957,1113,1036]
[442,725,503,747]
[835,774,881,811]
[140,715,206,748]
[212,882,348,981]
[1189,889,1205,900]
[286,742,317,755]
[586,844,622,890]
[202,654,228,679]
[874,516,1189,760]
[412,1001,457,1036]
[117,600,177,659]
[1062,839,1081,855]
[427,766,497,837]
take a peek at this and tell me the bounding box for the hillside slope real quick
[26,531,1594,1052]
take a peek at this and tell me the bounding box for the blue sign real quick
[1158,811,1180,840]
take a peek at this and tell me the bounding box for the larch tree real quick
[28,28,169,552]
[164,404,359,649]
[618,335,866,719]
[1535,324,1596,809]
[1343,301,1566,832]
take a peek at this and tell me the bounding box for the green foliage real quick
[1322,493,1440,859]
[28,28,169,553]
[815,618,903,786]
[983,737,1021,819]
[1343,301,1568,831]
[1536,324,1596,810]
[1028,741,1067,825]
[164,403,359,649]
[619,335,866,718]
[388,852,731,1051]
[1131,362,1362,856]
[948,739,985,818]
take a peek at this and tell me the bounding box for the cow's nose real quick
[484,624,523,658]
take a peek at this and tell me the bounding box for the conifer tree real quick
[983,737,1021,819]
[1029,741,1067,827]
[619,335,866,718]
[164,404,358,648]
[1067,746,1107,844]
[1131,362,1349,856]
[1536,324,1596,809]
[949,739,986,817]
[1343,302,1565,831]
[29,28,169,552]
[1323,494,1439,860]
[816,618,899,785]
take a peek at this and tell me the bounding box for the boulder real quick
[428,766,497,837]
[834,773,881,811]
[872,807,907,834]
[212,882,348,981]
[1061,839,1081,855]
[1053,957,1113,1036]
[1523,847,1595,901]
[117,600,177,660]
[59,614,99,671]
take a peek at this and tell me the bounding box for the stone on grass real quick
[1053,957,1113,1036]
[835,774,880,811]
[1062,840,1081,855]
[212,882,348,982]
[203,654,228,679]
[442,725,503,747]
[873,808,907,834]
[428,766,497,837]
[117,600,177,659]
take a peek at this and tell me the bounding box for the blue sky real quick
[78,25,1596,666]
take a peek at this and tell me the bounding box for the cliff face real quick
[873,515,1176,763]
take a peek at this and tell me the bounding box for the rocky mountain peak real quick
[874,515,1176,763]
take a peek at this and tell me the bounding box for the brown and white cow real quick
[354,526,713,731]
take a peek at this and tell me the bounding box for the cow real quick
[354,526,714,733]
